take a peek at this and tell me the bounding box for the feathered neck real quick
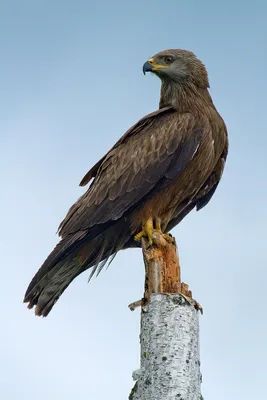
[159,81,214,113]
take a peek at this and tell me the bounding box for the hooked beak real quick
[143,60,153,75]
[143,57,169,75]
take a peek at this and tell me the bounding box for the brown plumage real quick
[24,49,228,316]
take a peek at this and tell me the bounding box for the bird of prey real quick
[24,49,228,317]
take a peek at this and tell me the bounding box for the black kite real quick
[24,49,228,316]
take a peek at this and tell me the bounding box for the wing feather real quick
[79,106,173,187]
[58,110,205,237]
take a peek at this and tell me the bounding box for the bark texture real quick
[130,293,202,400]
[142,233,181,295]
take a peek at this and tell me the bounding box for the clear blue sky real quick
[1,1,266,399]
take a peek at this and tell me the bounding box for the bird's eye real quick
[164,56,174,64]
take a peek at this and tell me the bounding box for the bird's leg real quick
[155,217,162,232]
[135,217,175,245]
[155,217,175,244]
[134,217,154,244]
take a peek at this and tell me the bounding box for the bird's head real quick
[143,49,209,89]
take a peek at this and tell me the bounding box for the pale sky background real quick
[1,1,267,399]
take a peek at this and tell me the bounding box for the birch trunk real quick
[129,233,202,400]
[129,293,202,400]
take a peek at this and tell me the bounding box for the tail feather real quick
[89,227,128,280]
[27,258,82,317]
[24,222,132,317]
[25,230,87,300]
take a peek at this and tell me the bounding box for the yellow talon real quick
[134,230,146,242]
[134,218,174,245]
[134,217,154,244]
[163,233,175,244]
[155,218,174,243]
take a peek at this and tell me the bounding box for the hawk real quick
[24,49,228,316]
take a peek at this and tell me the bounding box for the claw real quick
[155,218,174,244]
[134,217,174,245]
[134,230,146,242]
[134,217,154,244]
[162,233,175,243]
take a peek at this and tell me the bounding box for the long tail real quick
[24,222,132,317]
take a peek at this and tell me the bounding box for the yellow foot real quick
[162,233,175,244]
[134,218,174,245]
[155,219,175,244]
[134,217,154,244]
[134,230,147,242]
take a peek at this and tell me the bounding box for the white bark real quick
[130,293,202,400]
